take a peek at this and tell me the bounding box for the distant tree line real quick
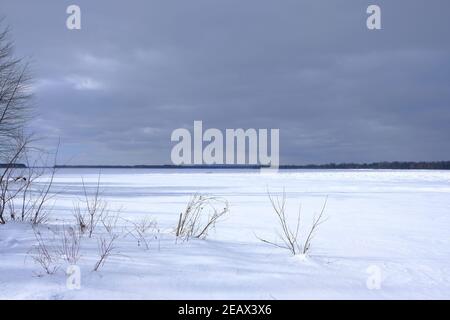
[281,161,450,170]
[54,161,450,170]
[0,163,26,168]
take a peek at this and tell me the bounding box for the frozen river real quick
[1,169,450,299]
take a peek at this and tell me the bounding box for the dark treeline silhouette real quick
[0,163,26,168]
[54,161,450,170]
[281,161,450,170]
[54,164,262,169]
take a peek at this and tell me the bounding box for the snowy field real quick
[1,169,450,299]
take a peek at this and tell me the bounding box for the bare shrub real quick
[126,217,158,249]
[84,175,108,238]
[175,194,229,242]
[29,165,57,225]
[302,199,328,255]
[101,209,122,235]
[1,146,58,225]
[73,202,87,234]
[6,195,16,220]
[93,233,118,271]
[257,190,328,256]
[15,158,35,222]
[74,174,108,237]
[59,226,82,265]
[30,227,59,275]
[0,137,28,224]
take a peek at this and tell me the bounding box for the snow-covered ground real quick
[1,169,450,299]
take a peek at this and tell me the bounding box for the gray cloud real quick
[2,0,450,164]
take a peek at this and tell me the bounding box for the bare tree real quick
[0,21,32,154]
[0,21,33,224]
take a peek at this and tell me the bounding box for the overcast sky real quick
[2,0,450,165]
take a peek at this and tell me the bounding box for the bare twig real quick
[93,234,118,271]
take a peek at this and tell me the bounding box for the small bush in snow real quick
[126,217,158,250]
[257,190,328,256]
[29,227,60,275]
[1,157,57,225]
[59,226,82,265]
[74,174,108,238]
[175,194,229,242]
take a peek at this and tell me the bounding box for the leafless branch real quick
[93,233,118,271]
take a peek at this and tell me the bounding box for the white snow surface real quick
[1,169,449,299]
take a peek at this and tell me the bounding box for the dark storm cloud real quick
[2,0,450,164]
